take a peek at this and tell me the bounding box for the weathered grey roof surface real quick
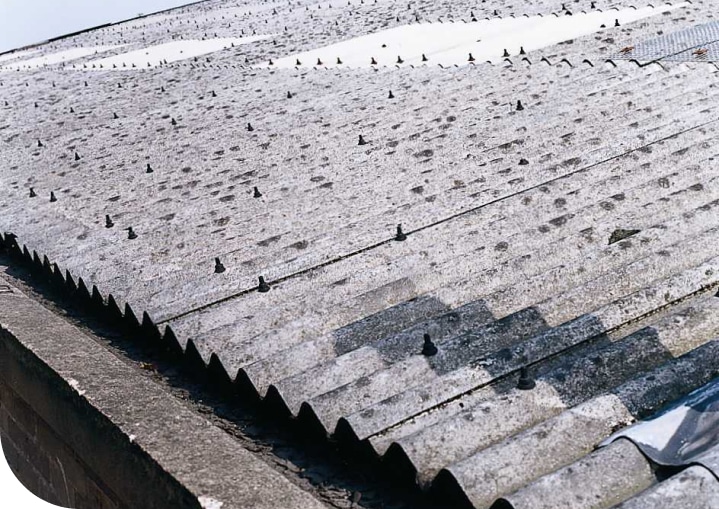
[3,0,719,507]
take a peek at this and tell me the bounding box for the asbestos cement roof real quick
[3,0,719,507]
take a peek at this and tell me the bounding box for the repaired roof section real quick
[3,0,719,507]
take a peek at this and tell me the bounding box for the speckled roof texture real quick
[3,0,719,507]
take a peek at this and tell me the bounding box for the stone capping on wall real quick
[0,275,328,509]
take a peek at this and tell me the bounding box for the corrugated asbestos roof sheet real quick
[3,0,719,507]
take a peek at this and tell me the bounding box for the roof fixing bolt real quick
[74,152,81,161]
[397,55,404,64]
[517,367,536,390]
[29,187,36,198]
[468,53,476,62]
[296,58,302,65]
[171,117,177,126]
[519,158,529,165]
[105,215,114,228]
[146,163,153,173]
[358,134,367,146]
[37,139,43,147]
[253,186,262,198]
[519,46,526,55]
[113,112,119,119]
[287,91,293,99]
[422,53,428,62]
[421,333,438,356]
[371,57,378,65]
[70,107,74,113]
[317,57,324,65]
[615,19,620,27]
[211,90,217,97]
[258,276,271,293]
[591,1,596,8]
[516,100,524,111]
[395,224,407,241]
[388,90,395,99]
[503,48,510,57]
[214,257,226,273]
[50,191,57,202]
[336,57,343,64]
[247,122,254,132]
[268,59,274,65]
[127,227,137,240]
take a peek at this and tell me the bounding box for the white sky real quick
[0,0,195,53]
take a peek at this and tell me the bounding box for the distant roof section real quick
[613,20,719,62]
[0,46,121,71]
[263,3,687,68]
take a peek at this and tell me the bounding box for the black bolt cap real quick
[258,275,271,292]
[105,215,114,228]
[37,139,43,147]
[517,367,536,390]
[211,90,217,97]
[358,134,367,146]
[214,257,226,273]
[146,163,153,173]
[296,58,302,65]
[253,186,262,198]
[503,48,510,57]
[371,57,378,65]
[49,191,57,202]
[317,57,324,65]
[516,100,524,111]
[395,224,407,241]
[468,53,475,62]
[287,91,293,99]
[422,53,428,62]
[519,158,529,165]
[29,187,36,198]
[268,59,274,65]
[614,18,620,27]
[421,333,438,356]
[69,107,74,113]
[520,46,526,55]
[388,90,395,99]
[113,112,119,119]
[127,227,137,240]
[397,55,404,64]
[336,57,343,64]
[247,122,254,132]
[74,152,81,161]
[171,117,177,126]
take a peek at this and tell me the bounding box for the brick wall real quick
[0,379,123,508]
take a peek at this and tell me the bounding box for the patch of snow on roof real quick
[82,37,272,69]
[0,46,122,71]
[263,3,688,68]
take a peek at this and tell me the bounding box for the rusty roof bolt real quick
[388,90,395,99]
[258,275,271,293]
[37,139,43,147]
[358,134,367,146]
[29,187,36,198]
[422,53,428,62]
[468,53,476,62]
[146,163,153,173]
[74,152,81,161]
[421,333,438,356]
[516,100,524,111]
[214,257,226,273]
[105,215,114,228]
[247,122,254,132]
[287,91,293,99]
[171,117,177,126]
[519,158,529,165]
[395,224,407,241]
[371,57,378,65]
[50,191,57,202]
[253,186,262,198]
[127,227,137,240]
[517,367,536,390]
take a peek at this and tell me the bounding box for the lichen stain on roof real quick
[3,0,719,507]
